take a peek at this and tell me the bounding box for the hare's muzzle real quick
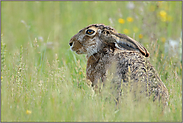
[69,35,77,47]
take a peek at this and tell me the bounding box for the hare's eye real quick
[86,29,95,35]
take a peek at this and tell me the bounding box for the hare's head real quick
[69,24,149,57]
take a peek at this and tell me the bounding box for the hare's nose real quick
[69,42,73,46]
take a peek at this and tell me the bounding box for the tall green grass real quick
[1,1,182,122]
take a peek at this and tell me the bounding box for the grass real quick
[1,1,182,122]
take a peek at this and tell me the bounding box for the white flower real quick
[165,37,182,61]
[38,36,44,42]
[126,2,135,9]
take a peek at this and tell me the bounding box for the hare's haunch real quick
[69,24,169,105]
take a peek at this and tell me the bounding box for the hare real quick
[69,24,169,106]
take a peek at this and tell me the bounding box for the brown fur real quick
[69,24,169,106]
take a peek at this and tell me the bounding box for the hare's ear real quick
[113,33,149,57]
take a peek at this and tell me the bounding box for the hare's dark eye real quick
[86,29,95,35]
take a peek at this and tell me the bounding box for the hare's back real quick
[114,51,168,103]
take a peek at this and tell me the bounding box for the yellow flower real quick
[139,34,143,39]
[26,110,32,115]
[133,27,139,33]
[158,10,169,22]
[79,72,82,75]
[161,37,166,43]
[159,10,167,18]
[118,18,125,24]
[1,76,2,79]
[127,17,134,22]
[123,29,130,34]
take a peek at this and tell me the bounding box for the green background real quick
[1,1,182,122]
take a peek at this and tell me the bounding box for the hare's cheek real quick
[71,41,87,53]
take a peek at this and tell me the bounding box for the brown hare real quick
[69,24,169,106]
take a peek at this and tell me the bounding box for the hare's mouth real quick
[70,47,84,54]
[76,50,81,54]
[75,50,85,54]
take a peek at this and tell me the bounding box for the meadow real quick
[1,1,182,122]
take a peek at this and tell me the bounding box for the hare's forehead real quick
[86,26,99,32]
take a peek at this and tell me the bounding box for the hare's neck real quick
[86,53,101,83]
[87,53,101,68]
[86,48,114,83]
